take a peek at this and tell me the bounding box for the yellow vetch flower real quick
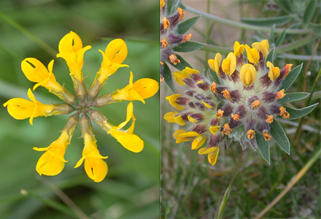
[245,45,259,65]
[234,41,245,56]
[198,147,220,166]
[222,52,236,77]
[240,64,257,87]
[3,88,55,125]
[98,39,129,84]
[191,135,207,150]
[208,53,222,76]
[173,129,199,143]
[209,126,220,135]
[166,94,186,110]
[107,102,144,153]
[33,130,70,176]
[112,71,159,103]
[160,0,165,9]
[75,132,108,183]
[252,39,270,59]
[266,61,280,81]
[164,111,179,123]
[21,58,63,92]
[57,31,91,81]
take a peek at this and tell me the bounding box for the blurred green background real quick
[161,0,320,218]
[0,0,159,219]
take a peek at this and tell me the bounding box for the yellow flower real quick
[160,0,165,9]
[57,31,91,81]
[198,147,220,166]
[245,45,259,65]
[97,39,129,84]
[233,41,245,56]
[21,58,63,92]
[239,64,257,87]
[164,111,179,123]
[173,67,199,85]
[75,133,108,183]
[209,126,220,135]
[252,39,270,59]
[266,61,280,81]
[208,53,222,76]
[166,94,185,110]
[112,71,159,103]
[222,52,236,77]
[191,135,207,150]
[173,129,199,144]
[3,88,55,125]
[33,130,70,176]
[107,102,144,153]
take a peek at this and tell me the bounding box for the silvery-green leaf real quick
[275,29,286,46]
[274,0,293,13]
[240,15,293,27]
[266,46,275,63]
[278,92,309,104]
[256,132,270,164]
[303,0,318,23]
[309,23,321,35]
[163,62,176,93]
[177,16,199,34]
[280,63,303,91]
[209,69,220,84]
[270,120,290,154]
[172,41,204,52]
[286,103,319,120]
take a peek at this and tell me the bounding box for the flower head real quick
[164,39,312,166]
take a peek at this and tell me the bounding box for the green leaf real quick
[177,16,199,34]
[303,0,318,23]
[209,69,220,84]
[240,15,293,27]
[163,62,176,93]
[165,0,173,16]
[275,29,286,46]
[309,23,321,35]
[285,103,319,120]
[170,0,180,14]
[172,41,204,52]
[270,120,290,154]
[266,46,275,63]
[280,63,303,91]
[270,24,276,44]
[256,132,270,164]
[170,54,192,71]
[278,92,309,104]
[274,0,293,13]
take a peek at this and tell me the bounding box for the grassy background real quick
[0,0,159,219]
[161,0,320,218]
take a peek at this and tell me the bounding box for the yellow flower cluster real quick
[3,31,159,182]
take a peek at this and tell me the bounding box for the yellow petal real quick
[109,129,144,153]
[198,147,216,155]
[173,116,185,126]
[208,147,220,165]
[132,78,159,100]
[209,126,220,135]
[21,58,49,83]
[84,156,108,183]
[164,111,178,123]
[239,64,257,87]
[191,135,206,150]
[222,52,236,76]
[105,39,128,64]
[165,94,185,110]
[234,41,245,56]
[115,102,134,130]
[245,45,259,65]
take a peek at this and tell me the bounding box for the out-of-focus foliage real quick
[0,0,159,218]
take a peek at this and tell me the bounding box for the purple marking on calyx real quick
[269,103,281,114]
[175,97,190,105]
[203,101,216,108]
[210,118,220,126]
[257,106,268,120]
[259,73,271,88]
[230,70,240,83]
[191,124,207,134]
[209,134,222,147]
[180,112,191,121]
[245,117,255,130]
[247,95,259,106]
[190,73,203,82]
[168,34,183,44]
[183,78,195,88]
[167,13,180,27]
[188,102,196,108]
[222,103,233,116]
[262,91,276,103]
[229,119,240,129]
[235,105,247,118]
[197,82,210,91]
[230,90,241,103]
[185,90,195,97]
[195,102,206,111]
[190,113,204,121]
[273,68,285,88]
[256,122,269,132]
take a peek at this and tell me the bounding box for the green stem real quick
[20,189,76,217]
[254,146,321,219]
[277,53,321,61]
[215,149,245,219]
[200,44,232,54]
[181,3,314,34]
[0,12,57,57]
[275,35,317,54]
